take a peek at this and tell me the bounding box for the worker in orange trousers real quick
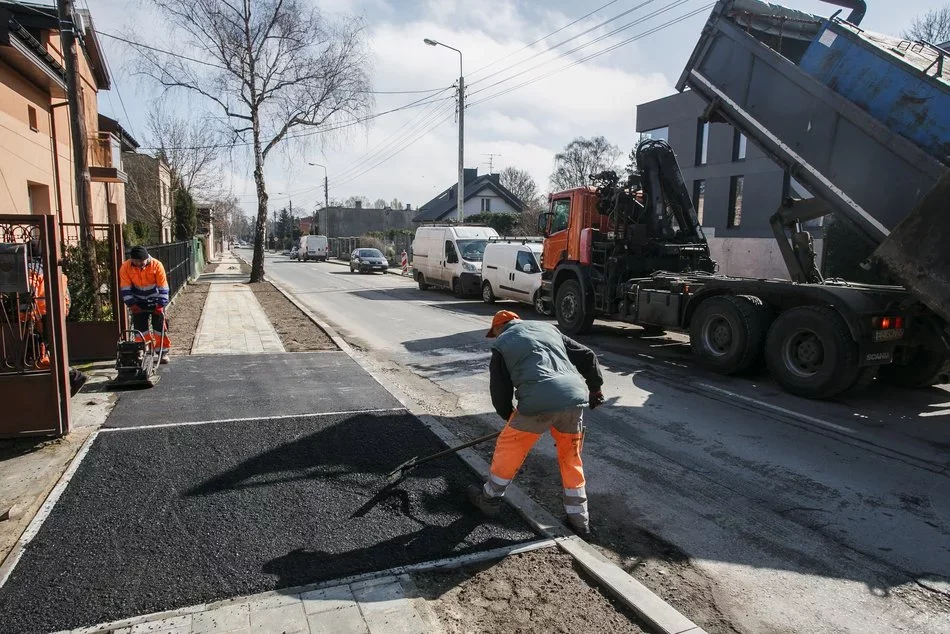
[468,310,605,536]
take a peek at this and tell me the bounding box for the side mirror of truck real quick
[522,263,533,274]
[538,212,553,237]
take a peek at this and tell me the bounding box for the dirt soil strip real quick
[247,282,336,351]
[412,549,649,634]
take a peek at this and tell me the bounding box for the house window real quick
[696,121,709,165]
[640,126,669,142]
[728,176,744,228]
[28,106,38,132]
[480,197,492,212]
[692,180,705,225]
[733,130,747,161]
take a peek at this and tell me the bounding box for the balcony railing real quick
[89,132,126,183]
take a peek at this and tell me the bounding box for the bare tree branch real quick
[903,5,950,43]
[137,0,372,282]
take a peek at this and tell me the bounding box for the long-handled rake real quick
[385,430,501,485]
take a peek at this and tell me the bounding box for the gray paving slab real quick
[0,412,535,633]
[105,352,401,427]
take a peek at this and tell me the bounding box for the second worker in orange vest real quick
[119,245,171,363]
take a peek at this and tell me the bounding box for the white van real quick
[299,235,328,261]
[412,225,499,296]
[481,238,548,314]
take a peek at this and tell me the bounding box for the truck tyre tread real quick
[689,295,766,375]
[765,306,858,399]
[555,279,593,335]
[417,273,429,291]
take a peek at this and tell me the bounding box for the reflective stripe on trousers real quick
[483,407,587,523]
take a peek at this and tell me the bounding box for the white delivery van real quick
[411,225,499,296]
[299,235,328,261]
[481,238,548,314]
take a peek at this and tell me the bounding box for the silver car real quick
[350,248,389,274]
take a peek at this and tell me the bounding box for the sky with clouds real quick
[76,0,941,214]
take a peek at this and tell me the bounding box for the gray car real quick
[350,248,389,274]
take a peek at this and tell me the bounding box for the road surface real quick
[257,251,950,634]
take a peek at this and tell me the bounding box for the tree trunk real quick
[249,110,267,283]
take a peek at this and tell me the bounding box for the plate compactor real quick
[110,329,161,388]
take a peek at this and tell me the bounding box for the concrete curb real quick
[262,267,708,634]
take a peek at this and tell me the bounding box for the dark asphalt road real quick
[106,352,401,427]
[0,412,535,634]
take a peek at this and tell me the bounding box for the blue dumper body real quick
[799,22,950,165]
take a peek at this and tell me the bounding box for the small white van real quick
[481,238,548,314]
[412,225,499,296]
[299,235,328,261]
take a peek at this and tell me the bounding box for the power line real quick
[467,0,623,79]
[135,90,454,151]
[468,0,690,100]
[469,3,713,108]
[468,0,659,88]
[98,30,449,95]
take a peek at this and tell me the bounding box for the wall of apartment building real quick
[0,59,59,217]
[636,90,820,279]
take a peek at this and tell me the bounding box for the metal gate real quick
[0,215,71,437]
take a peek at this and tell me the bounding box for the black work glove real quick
[589,390,605,410]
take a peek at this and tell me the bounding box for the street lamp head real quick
[423,38,438,46]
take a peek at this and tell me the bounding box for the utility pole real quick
[457,75,464,223]
[308,162,329,210]
[271,209,277,252]
[287,199,292,249]
[424,39,464,223]
[57,0,99,292]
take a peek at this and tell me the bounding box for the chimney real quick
[355,200,362,210]
[405,203,411,211]
[464,168,478,184]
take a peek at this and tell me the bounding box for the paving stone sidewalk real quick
[191,253,284,355]
[57,575,441,634]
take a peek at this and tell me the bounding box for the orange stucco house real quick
[0,1,136,231]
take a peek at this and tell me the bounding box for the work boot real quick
[566,515,591,538]
[159,353,170,365]
[467,484,502,517]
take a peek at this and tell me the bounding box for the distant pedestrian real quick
[119,246,171,363]
[468,310,605,536]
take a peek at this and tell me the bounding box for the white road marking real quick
[100,407,408,432]
[696,383,855,434]
[0,430,101,588]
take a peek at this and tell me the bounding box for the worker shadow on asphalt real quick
[183,412,535,588]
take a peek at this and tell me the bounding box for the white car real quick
[480,239,548,314]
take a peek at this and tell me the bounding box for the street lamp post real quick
[424,38,464,223]
[308,162,329,209]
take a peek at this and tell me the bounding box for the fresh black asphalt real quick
[0,411,535,633]
[105,352,401,427]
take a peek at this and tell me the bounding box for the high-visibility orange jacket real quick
[20,263,70,323]
[119,258,169,308]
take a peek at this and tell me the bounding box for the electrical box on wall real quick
[0,243,30,293]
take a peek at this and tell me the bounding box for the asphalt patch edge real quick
[0,429,101,589]
[97,407,408,433]
[257,259,709,634]
[54,538,559,634]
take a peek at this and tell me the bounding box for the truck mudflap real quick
[874,171,950,326]
[858,342,899,366]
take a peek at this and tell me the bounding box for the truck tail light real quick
[871,316,904,330]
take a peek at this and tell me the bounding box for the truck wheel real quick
[417,273,429,291]
[690,296,767,374]
[878,340,950,388]
[765,306,859,399]
[556,280,594,335]
[482,282,496,304]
